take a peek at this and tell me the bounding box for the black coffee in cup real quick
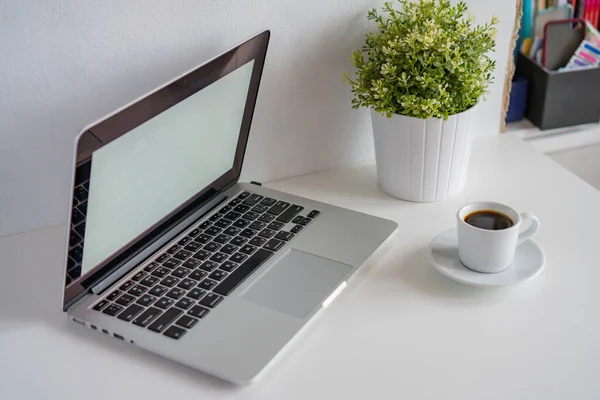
[464,210,513,231]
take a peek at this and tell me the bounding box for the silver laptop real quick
[63,30,397,384]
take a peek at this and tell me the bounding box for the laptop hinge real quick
[90,192,228,295]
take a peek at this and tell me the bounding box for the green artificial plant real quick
[344,0,498,119]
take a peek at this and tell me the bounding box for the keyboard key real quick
[291,225,303,234]
[93,299,109,311]
[242,211,260,221]
[156,253,169,263]
[214,219,232,229]
[187,288,206,300]
[131,271,146,281]
[233,219,250,228]
[229,252,248,264]
[69,232,82,248]
[264,238,285,252]
[210,252,228,263]
[166,287,186,300]
[182,258,201,269]
[252,204,269,213]
[233,204,251,213]
[176,315,198,329]
[249,236,267,246]
[198,278,217,290]
[219,261,238,272]
[151,266,170,278]
[106,290,121,301]
[188,228,202,237]
[260,197,277,206]
[188,305,210,319]
[175,297,193,310]
[276,205,304,223]
[258,229,275,239]
[209,213,222,222]
[240,244,257,255]
[249,221,267,231]
[177,236,192,246]
[74,186,88,202]
[133,307,162,327]
[214,234,231,244]
[223,226,241,236]
[167,244,181,254]
[224,211,242,221]
[119,280,135,291]
[173,250,193,261]
[230,198,241,206]
[184,242,202,252]
[149,285,168,297]
[204,242,222,252]
[155,297,174,310]
[205,226,222,236]
[128,285,147,297]
[238,191,251,199]
[71,209,85,225]
[298,217,312,226]
[162,258,181,269]
[199,221,211,229]
[117,304,144,322]
[116,293,135,306]
[220,205,232,214]
[171,267,191,279]
[102,303,124,316]
[267,201,290,215]
[148,307,182,333]
[160,276,179,287]
[214,249,274,296]
[70,245,83,263]
[163,325,187,340]
[143,262,159,272]
[275,231,295,241]
[136,294,156,307]
[220,243,238,255]
[242,194,263,206]
[199,293,224,308]
[267,221,285,230]
[68,265,82,280]
[292,216,303,224]
[199,261,219,272]
[209,270,227,281]
[189,269,207,281]
[192,249,210,260]
[194,233,212,244]
[240,229,256,238]
[177,278,196,290]
[258,213,276,223]
[230,236,247,246]
[307,210,321,218]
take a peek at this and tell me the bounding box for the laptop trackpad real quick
[241,249,352,318]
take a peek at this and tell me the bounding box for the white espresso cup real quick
[457,201,540,273]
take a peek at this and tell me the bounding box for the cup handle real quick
[517,212,540,245]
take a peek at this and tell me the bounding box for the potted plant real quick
[345,0,498,202]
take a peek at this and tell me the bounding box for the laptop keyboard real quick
[67,162,92,285]
[91,191,321,340]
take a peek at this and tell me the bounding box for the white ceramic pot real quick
[370,106,474,202]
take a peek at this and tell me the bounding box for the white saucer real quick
[428,228,545,287]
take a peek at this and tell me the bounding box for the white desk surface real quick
[2,134,599,399]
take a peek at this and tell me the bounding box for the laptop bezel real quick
[63,30,270,310]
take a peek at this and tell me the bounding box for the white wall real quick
[0,0,516,236]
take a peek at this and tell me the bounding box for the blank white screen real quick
[81,60,254,273]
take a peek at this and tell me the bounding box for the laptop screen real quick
[81,60,254,276]
[64,31,269,308]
